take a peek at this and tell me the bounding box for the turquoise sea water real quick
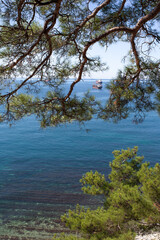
[0,80,160,239]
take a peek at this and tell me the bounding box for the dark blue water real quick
[0,80,160,239]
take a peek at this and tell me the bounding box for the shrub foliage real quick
[53,147,160,240]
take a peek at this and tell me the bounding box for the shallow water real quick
[0,80,160,239]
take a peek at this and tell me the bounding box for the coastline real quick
[136,231,160,240]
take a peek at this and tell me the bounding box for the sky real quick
[85,41,160,80]
[0,35,159,80]
[87,41,130,79]
[0,16,159,81]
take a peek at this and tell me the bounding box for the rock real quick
[135,232,160,240]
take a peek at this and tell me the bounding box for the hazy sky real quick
[87,41,130,79]
[86,41,160,80]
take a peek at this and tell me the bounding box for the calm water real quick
[0,80,160,239]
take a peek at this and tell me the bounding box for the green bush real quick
[53,147,160,240]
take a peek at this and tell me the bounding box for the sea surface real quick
[0,79,160,239]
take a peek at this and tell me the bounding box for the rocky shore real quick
[136,232,160,240]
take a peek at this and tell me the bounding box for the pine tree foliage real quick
[52,147,160,240]
[0,0,160,126]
